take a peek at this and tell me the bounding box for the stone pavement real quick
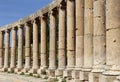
[0,72,47,82]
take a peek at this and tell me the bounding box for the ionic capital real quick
[59,1,66,10]
[25,22,31,27]
[49,8,57,16]
[5,29,10,33]
[12,27,17,30]
[40,14,48,20]
[18,24,24,29]
[31,19,37,24]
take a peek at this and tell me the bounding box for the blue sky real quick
[0,0,53,26]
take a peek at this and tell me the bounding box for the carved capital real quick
[31,19,37,24]
[25,22,31,27]
[5,29,10,33]
[12,26,18,30]
[59,1,66,10]
[40,14,48,20]
[18,24,24,28]
[49,8,57,16]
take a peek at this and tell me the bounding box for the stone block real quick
[55,69,63,77]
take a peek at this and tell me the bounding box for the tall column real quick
[83,0,93,71]
[10,28,17,69]
[63,0,75,77]
[0,31,4,68]
[105,0,120,74]
[24,23,31,71]
[66,0,75,69]
[40,16,47,69]
[58,4,66,70]
[3,30,10,70]
[37,15,48,74]
[93,0,106,72]
[30,19,39,73]
[72,0,84,79]
[75,0,84,69]
[17,25,23,71]
[49,10,56,70]
[55,3,66,76]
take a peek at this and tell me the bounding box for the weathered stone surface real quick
[4,30,10,69]
[106,0,120,71]
[10,28,17,69]
[66,0,75,69]
[49,11,56,69]
[83,0,93,70]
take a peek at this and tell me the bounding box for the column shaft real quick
[25,23,31,69]
[58,5,66,69]
[93,0,106,71]
[106,0,120,69]
[17,27,23,69]
[75,0,84,69]
[0,32,4,68]
[84,0,93,70]
[67,0,75,69]
[4,30,10,68]
[10,28,17,68]
[40,16,47,69]
[49,11,56,69]
[32,20,39,69]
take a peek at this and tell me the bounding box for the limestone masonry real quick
[0,0,120,82]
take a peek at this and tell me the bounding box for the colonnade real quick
[0,0,120,82]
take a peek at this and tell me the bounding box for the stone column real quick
[72,0,84,79]
[63,0,75,77]
[24,23,31,72]
[75,0,84,69]
[55,3,66,76]
[83,0,93,71]
[81,0,93,81]
[92,0,106,72]
[3,30,10,71]
[40,16,47,69]
[105,0,120,75]
[16,25,23,72]
[0,31,4,68]
[29,19,39,73]
[47,10,57,77]
[66,0,75,69]
[49,10,56,70]
[37,15,47,74]
[10,28,17,71]
[58,4,66,70]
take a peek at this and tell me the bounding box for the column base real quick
[72,70,80,79]
[55,69,64,77]
[28,68,38,74]
[21,68,30,73]
[1,68,8,72]
[37,68,47,75]
[103,71,120,76]
[79,71,90,81]
[8,68,15,73]
[63,69,72,78]
[14,68,23,74]
[89,72,103,82]
[46,69,56,77]
[99,74,117,82]
[92,65,105,73]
